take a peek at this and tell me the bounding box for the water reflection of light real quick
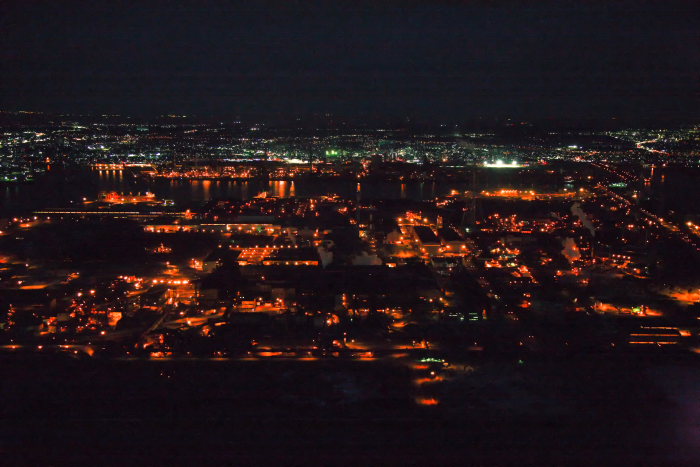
[279,180,287,198]
[202,180,211,200]
[269,180,289,198]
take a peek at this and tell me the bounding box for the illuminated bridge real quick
[34,209,183,219]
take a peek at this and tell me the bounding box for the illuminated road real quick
[590,160,700,255]
[636,138,668,155]
[595,184,700,256]
[0,344,96,356]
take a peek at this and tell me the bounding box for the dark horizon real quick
[2,0,699,124]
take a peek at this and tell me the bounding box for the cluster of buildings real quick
[0,117,699,363]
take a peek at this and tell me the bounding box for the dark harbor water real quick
[0,166,523,214]
[1,170,455,214]
[647,166,700,218]
[1,165,698,217]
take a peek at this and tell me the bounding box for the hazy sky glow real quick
[1,0,698,123]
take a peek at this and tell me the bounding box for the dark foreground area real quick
[1,353,699,465]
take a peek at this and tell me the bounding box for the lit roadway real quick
[589,159,700,255]
[635,138,668,156]
[595,184,700,256]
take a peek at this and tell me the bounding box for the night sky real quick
[1,0,698,123]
